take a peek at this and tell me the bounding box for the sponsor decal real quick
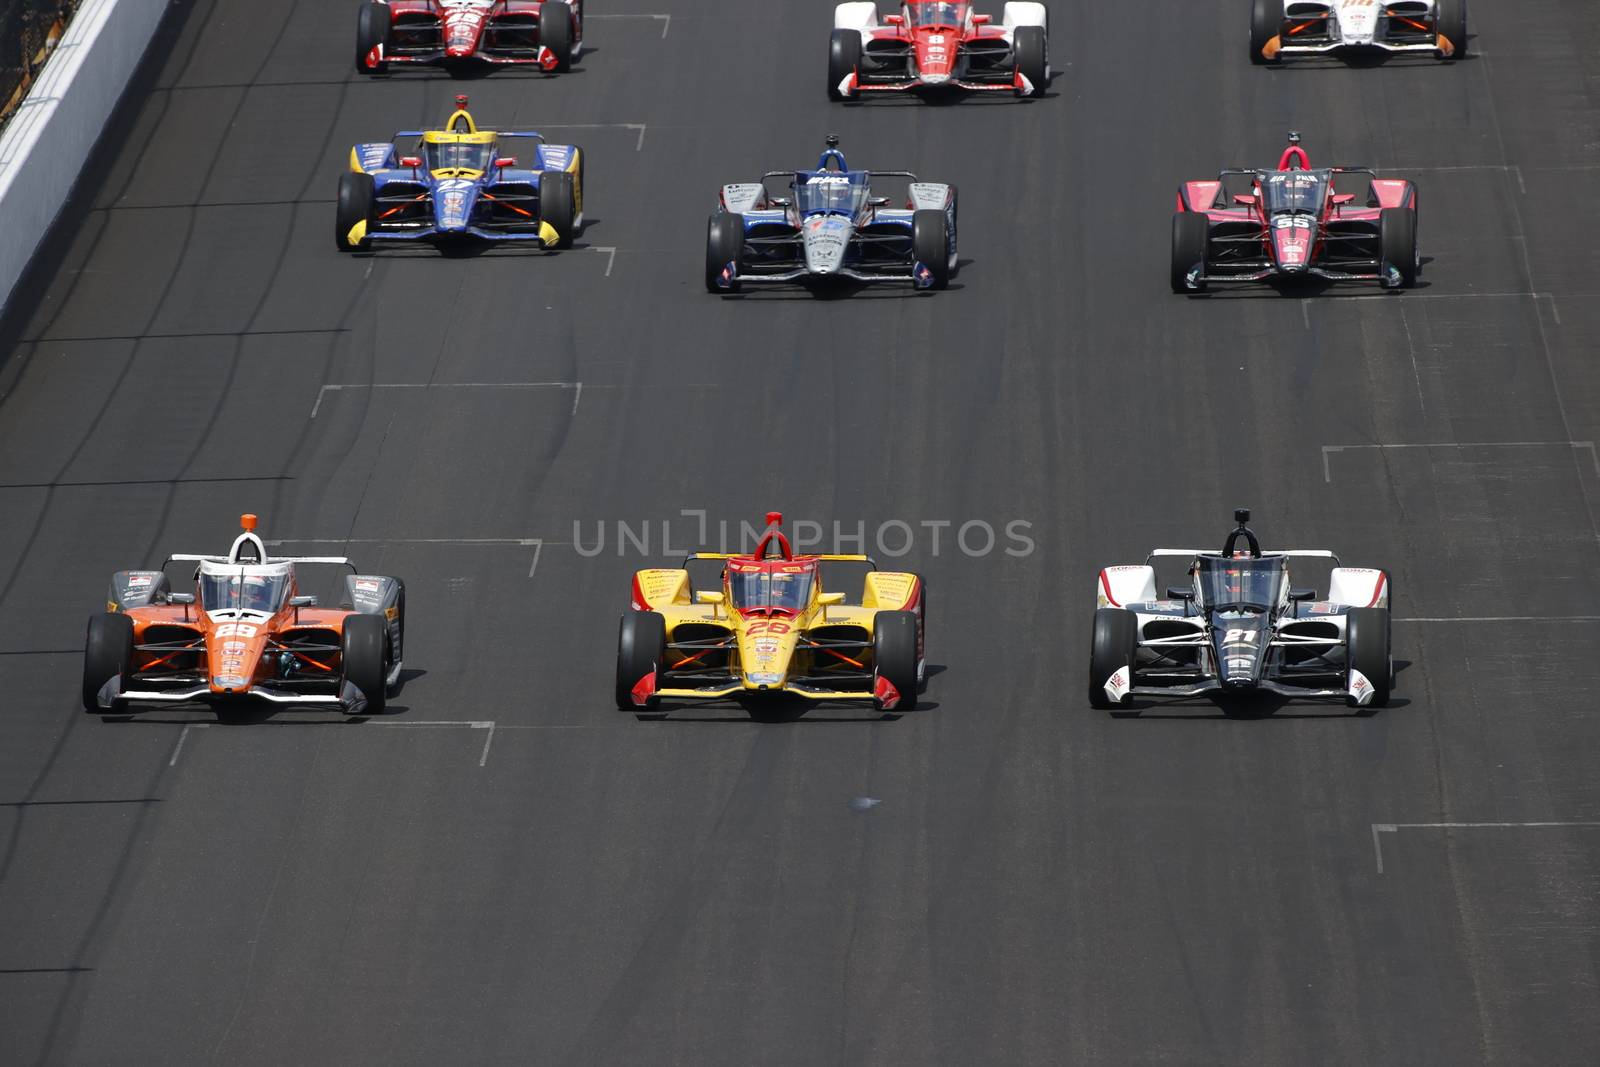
[223,641,247,654]
[215,623,258,638]
[355,578,381,592]
[126,575,153,588]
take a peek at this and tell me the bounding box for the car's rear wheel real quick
[342,614,388,715]
[541,3,573,72]
[1436,0,1468,59]
[705,213,744,292]
[355,2,390,74]
[336,172,374,252]
[1089,608,1138,709]
[873,611,918,711]
[1013,26,1047,95]
[1171,211,1209,293]
[912,210,951,290]
[1345,607,1392,708]
[83,613,133,712]
[540,170,577,248]
[1379,206,1418,289]
[616,611,666,710]
[1249,0,1280,65]
[828,29,862,101]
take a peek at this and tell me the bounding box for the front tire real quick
[912,209,951,290]
[873,611,919,711]
[705,212,744,292]
[356,2,390,74]
[1436,0,1468,59]
[1345,607,1392,708]
[1171,211,1209,293]
[342,614,388,715]
[1013,26,1047,95]
[541,3,574,72]
[1249,0,1280,65]
[616,612,666,710]
[1089,608,1138,709]
[83,613,133,712]
[1379,206,1418,289]
[828,29,862,101]
[336,172,374,252]
[540,170,577,248]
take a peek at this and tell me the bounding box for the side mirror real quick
[696,591,725,605]
[818,592,846,606]
[1232,194,1257,206]
[1165,586,1194,601]
[868,196,890,206]
[290,595,318,607]
[399,156,423,168]
[1288,588,1316,602]
[769,197,792,208]
[167,592,195,605]
[495,157,516,168]
[883,14,904,25]
[972,13,992,24]
[1330,192,1355,205]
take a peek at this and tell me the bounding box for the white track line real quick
[310,381,580,418]
[168,723,208,766]
[585,13,670,38]
[1321,440,1599,482]
[1396,616,1600,624]
[1371,821,1600,874]
[540,123,646,151]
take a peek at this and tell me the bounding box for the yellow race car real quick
[616,512,927,713]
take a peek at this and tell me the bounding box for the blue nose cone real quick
[433,180,479,233]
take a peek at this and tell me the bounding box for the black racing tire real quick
[1171,211,1210,293]
[1436,0,1467,59]
[540,170,577,248]
[705,212,744,293]
[1013,25,1047,95]
[1345,607,1392,708]
[873,611,919,711]
[541,2,573,72]
[336,172,374,252]
[1379,207,1418,289]
[828,28,862,101]
[616,611,666,710]
[83,613,133,712]
[385,579,406,696]
[912,209,951,290]
[1249,0,1280,65]
[356,2,390,74]
[342,613,388,715]
[1089,608,1138,709]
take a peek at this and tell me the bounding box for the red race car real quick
[829,1,1049,100]
[355,0,583,75]
[1171,132,1420,293]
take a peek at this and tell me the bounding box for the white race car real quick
[1090,510,1393,711]
[1250,0,1467,64]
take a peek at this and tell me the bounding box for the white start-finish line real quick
[1369,821,1600,874]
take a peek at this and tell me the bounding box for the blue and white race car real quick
[337,96,583,252]
[705,137,958,293]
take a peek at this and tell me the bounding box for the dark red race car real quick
[1171,133,1420,294]
[355,0,583,75]
[828,1,1049,100]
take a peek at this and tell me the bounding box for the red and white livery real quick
[355,0,583,75]
[829,1,1049,100]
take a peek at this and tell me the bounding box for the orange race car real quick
[616,512,927,714]
[82,515,405,715]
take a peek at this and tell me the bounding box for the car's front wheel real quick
[356,2,390,74]
[83,613,133,712]
[1345,607,1392,708]
[1171,211,1210,293]
[912,210,951,290]
[705,213,744,292]
[873,611,919,711]
[1437,0,1468,59]
[828,29,862,101]
[616,612,666,710]
[540,170,577,248]
[1089,608,1138,709]
[1249,0,1280,65]
[342,614,388,715]
[336,172,375,252]
[541,3,574,71]
[1013,26,1047,95]
[1378,206,1418,289]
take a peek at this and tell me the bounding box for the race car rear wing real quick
[392,130,548,142]
[165,554,357,569]
[1146,549,1342,566]
[683,552,877,569]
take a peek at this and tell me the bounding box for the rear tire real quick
[1345,607,1392,707]
[540,170,577,248]
[705,213,744,292]
[355,2,390,74]
[1379,207,1418,289]
[616,612,666,710]
[1249,0,1280,65]
[1436,0,1467,59]
[1171,211,1209,293]
[912,210,951,290]
[828,29,862,101]
[336,172,374,252]
[83,613,133,712]
[342,614,388,715]
[873,611,918,711]
[1089,608,1138,709]
[1013,25,1047,95]
[541,3,573,72]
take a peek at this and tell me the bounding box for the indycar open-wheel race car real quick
[706,137,957,293]
[337,97,583,252]
[356,0,583,75]
[615,513,927,715]
[1250,0,1466,64]
[830,1,1049,100]
[1171,132,1419,293]
[1090,510,1393,711]
[82,515,405,715]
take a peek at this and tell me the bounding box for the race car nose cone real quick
[803,216,851,275]
[920,72,950,85]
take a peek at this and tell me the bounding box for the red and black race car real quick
[1171,133,1420,293]
[355,0,583,76]
[829,2,1049,100]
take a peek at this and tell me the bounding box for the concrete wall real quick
[0,0,171,312]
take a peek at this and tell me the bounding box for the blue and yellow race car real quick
[336,95,583,252]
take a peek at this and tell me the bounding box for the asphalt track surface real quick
[2,1,1599,1063]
